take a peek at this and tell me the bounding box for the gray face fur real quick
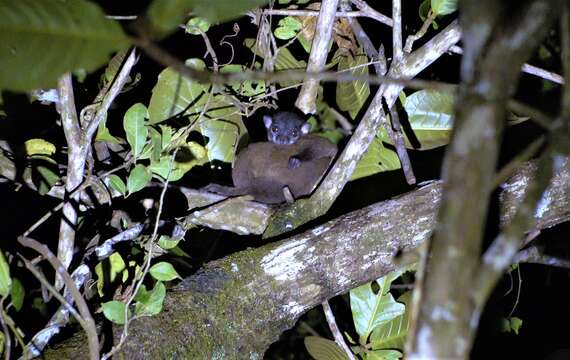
[263,112,311,145]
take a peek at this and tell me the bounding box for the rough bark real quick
[406,1,565,358]
[43,157,570,359]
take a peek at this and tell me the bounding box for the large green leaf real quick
[127,164,152,195]
[197,103,246,163]
[123,103,149,159]
[304,336,350,360]
[350,271,406,344]
[431,0,457,16]
[149,0,269,33]
[148,59,209,124]
[336,51,370,120]
[351,137,401,181]
[102,300,129,325]
[0,0,128,92]
[149,262,180,281]
[0,251,11,297]
[135,282,166,317]
[365,350,402,360]
[397,88,455,150]
[369,292,412,351]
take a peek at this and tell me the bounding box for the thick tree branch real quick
[406,1,564,359]
[41,156,570,358]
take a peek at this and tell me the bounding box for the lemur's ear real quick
[263,115,273,129]
[301,122,311,135]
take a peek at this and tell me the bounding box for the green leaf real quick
[127,164,152,195]
[350,271,406,344]
[148,156,185,182]
[124,103,149,159]
[365,349,402,360]
[198,105,246,163]
[397,88,455,150]
[34,162,60,196]
[0,0,128,92]
[103,50,128,84]
[147,59,208,124]
[32,297,47,316]
[149,0,269,33]
[501,317,523,335]
[220,64,266,96]
[370,292,412,351]
[0,251,11,297]
[135,282,166,317]
[336,50,370,120]
[304,336,350,360]
[10,277,25,311]
[158,236,180,250]
[431,0,457,16]
[149,127,163,162]
[108,174,127,196]
[185,17,211,35]
[149,262,180,281]
[351,137,401,181]
[102,300,129,325]
[95,252,126,296]
[24,139,56,156]
[274,17,302,40]
[160,125,173,150]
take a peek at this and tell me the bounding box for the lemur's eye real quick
[271,126,278,133]
[291,129,298,137]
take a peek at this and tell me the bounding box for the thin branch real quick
[507,99,553,128]
[0,303,11,360]
[449,46,564,84]
[131,34,454,90]
[386,102,416,185]
[404,10,437,53]
[351,0,393,26]
[392,0,403,63]
[295,0,340,114]
[18,238,99,360]
[561,4,570,116]
[514,245,570,268]
[102,152,176,360]
[322,300,356,360]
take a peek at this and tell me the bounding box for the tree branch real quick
[40,155,570,358]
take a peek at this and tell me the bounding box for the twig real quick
[22,265,90,359]
[263,7,393,27]
[350,0,393,26]
[132,34,456,91]
[449,46,564,84]
[507,99,553,128]
[321,300,356,360]
[0,302,11,360]
[514,245,570,268]
[386,101,416,185]
[102,152,176,360]
[17,238,99,360]
[404,10,437,53]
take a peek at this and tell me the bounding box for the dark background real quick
[1,0,569,359]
